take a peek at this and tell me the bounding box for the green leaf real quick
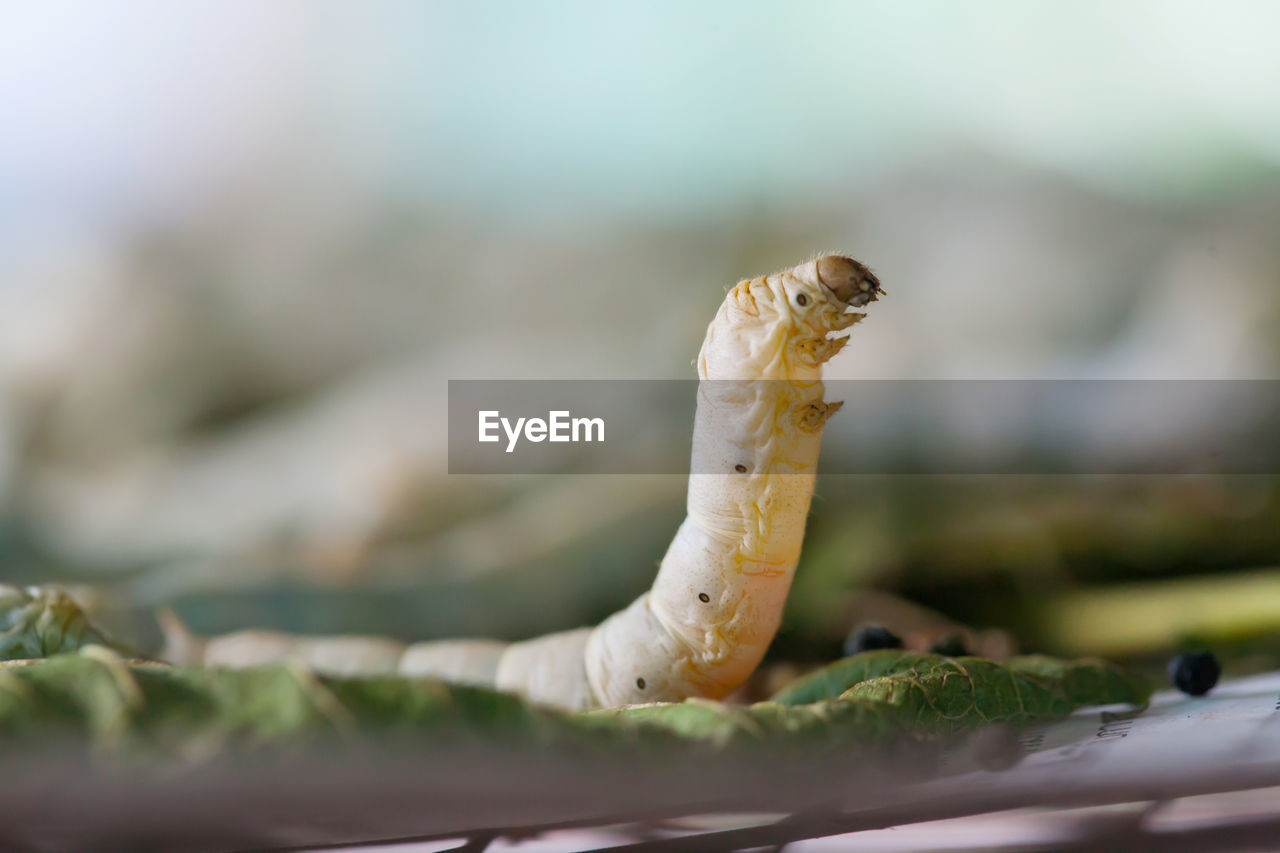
[0,642,1150,756]
[768,650,1150,738]
[1004,654,1152,708]
[769,651,936,706]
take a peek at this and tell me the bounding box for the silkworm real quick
[162,255,881,709]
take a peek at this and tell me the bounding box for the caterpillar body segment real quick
[160,255,881,710]
[400,638,507,683]
[160,610,509,688]
[494,627,596,710]
[581,255,880,706]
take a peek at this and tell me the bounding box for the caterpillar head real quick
[701,254,882,379]
[780,254,881,367]
[781,253,880,319]
[813,254,882,308]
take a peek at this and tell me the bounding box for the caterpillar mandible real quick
[162,255,882,710]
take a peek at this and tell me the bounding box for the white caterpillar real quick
[162,255,881,709]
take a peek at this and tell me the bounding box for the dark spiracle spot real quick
[698,593,710,603]
[796,293,809,306]
[734,464,747,473]
[636,678,646,690]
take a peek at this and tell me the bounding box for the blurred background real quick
[2,0,1279,673]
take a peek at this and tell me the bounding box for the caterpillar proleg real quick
[162,255,882,710]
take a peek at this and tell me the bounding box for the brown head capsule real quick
[816,255,881,307]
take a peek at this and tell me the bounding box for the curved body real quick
[164,256,881,709]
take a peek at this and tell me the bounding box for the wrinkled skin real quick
[578,255,881,706]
